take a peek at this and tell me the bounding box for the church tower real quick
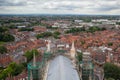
[70,41,76,58]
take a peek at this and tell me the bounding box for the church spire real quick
[46,40,51,52]
[70,41,76,58]
[71,41,75,50]
[33,52,36,67]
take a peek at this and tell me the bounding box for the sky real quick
[0,0,120,15]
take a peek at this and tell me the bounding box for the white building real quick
[74,20,83,23]
[52,22,69,28]
[17,26,26,28]
[52,22,60,28]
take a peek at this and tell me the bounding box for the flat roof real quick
[83,52,90,55]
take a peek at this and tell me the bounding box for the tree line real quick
[0,27,15,42]
[0,27,14,54]
[36,31,61,39]
[65,26,106,33]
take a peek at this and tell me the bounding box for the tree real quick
[46,26,58,29]
[36,32,52,39]
[0,27,15,42]
[11,63,24,76]
[108,42,113,46]
[24,49,39,62]
[18,27,34,31]
[83,18,91,22]
[116,22,120,25]
[65,27,85,33]
[0,27,8,33]
[53,35,60,39]
[101,27,106,30]
[81,41,85,45]
[53,31,61,39]
[0,46,7,54]
[88,26,100,33]
[2,34,15,42]
[87,26,107,33]
[53,31,61,35]
[0,33,3,41]
[0,68,12,79]
[0,62,24,79]
[104,63,120,80]
[77,52,83,61]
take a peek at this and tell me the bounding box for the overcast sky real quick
[0,0,120,15]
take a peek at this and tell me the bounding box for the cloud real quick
[93,0,120,11]
[40,0,120,11]
[0,0,120,15]
[0,0,27,6]
[41,1,92,10]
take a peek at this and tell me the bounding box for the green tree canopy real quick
[18,27,34,31]
[76,52,83,61]
[0,27,15,42]
[24,49,39,62]
[0,62,24,80]
[87,26,101,33]
[65,27,85,33]
[53,31,61,35]
[0,33,15,42]
[2,34,15,42]
[116,22,120,25]
[108,42,113,46]
[0,46,7,54]
[36,32,52,39]
[53,31,61,39]
[0,27,8,33]
[104,63,120,80]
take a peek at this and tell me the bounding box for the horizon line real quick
[0,13,120,16]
